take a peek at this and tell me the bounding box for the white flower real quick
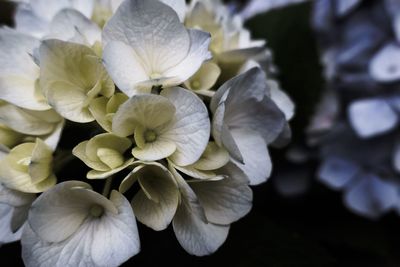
[0,101,64,150]
[39,39,115,123]
[169,162,252,256]
[0,138,56,193]
[119,161,180,231]
[0,28,50,111]
[211,68,286,185]
[14,0,95,38]
[89,93,128,133]
[184,61,221,95]
[73,133,134,179]
[21,181,140,267]
[168,142,229,180]
[0,183,35,246]
[112,87,210,166]
[186,0,265,60]
[102,0,211,96]
[46,9,102,48]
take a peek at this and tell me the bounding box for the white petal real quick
[223,74,286,145]
[230,94,285,145]
[269,80,295,120]
[28,181,117,243]
[231,129,271,185]
[48,9,101,46]
[161,87,210,166]
[0,204,23,245]
[348,98,398,138]
[190,163,252,225]
[369,43,400,82]
[0,103,59,135]
[103,0,190,71]
[344,175,398,219]
[22,189,140,267]
[0,29,49,110]
[169,160,221,180]
[0,183,35,207]
[129,162,179,231]
[103,41,150,96]
[318,157,360,190]
[212,102,243,163]
[15,4,48,38]
[30,0,71,21]
[160,0,187,22]
[163,29,212,85]
[90,190,140,266]
[211,67,267,112]
[172,170,230,256]
[43,120,65,151]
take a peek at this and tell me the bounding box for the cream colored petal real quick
[112,94,176,137]
[132,140,177,162]
[193,142,229,171]
[73,141,109,171]
[87,158,135,179]
[29,139,53,184]
[0,102,59,136]
[185,61,221,92]
[40,39,113,122]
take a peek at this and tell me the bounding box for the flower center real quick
[191,80,201,90]
[144,130,157,143]
[90,204,104,218]
[150,73,162,80]
[17,157,31,166]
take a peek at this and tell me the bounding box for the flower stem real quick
[102,177,113,197]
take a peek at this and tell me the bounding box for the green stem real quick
[102,177,113,197]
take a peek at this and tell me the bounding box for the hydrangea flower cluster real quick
[0,0,293,265]
[310,0,400,219]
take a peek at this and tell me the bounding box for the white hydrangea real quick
[0,0,295,265]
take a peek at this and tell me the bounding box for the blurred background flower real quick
[310,0,400,219]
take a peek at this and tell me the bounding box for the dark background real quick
[1,2,400,266]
